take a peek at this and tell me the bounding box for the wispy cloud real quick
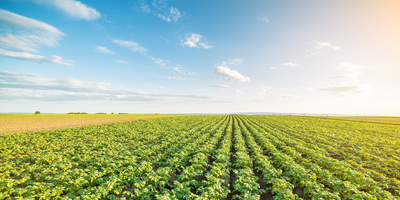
[319,63,371,96]
[220,58,244,66]
[257,86,270,97]
[318,83,372,96]
[112,39,174,70]
[280,62,300,67]
[276,94,299,98]
[136,0,182,23]
[144,83,164,89]
[173,65,198,75]
[233,90,244,95]
[314,41,340,50]
[115,60,128,64]
[30,0,101,20]
[214,66,250,82]
[0,70,208,102]
[181,33,213,49]
[0,9,64,40]
[334,63,363,80]
[304,50,320,58]
[151,57,169,68]
[212,84,232,88]
[138,0,151,13]
[166,76,194,81]
[299,87,312,91]
[112,40,147,52]
[256,14,270,23]
[0,48,73,66]
[305,41,339,58]
[0,33,59,53]
[95,46,114,54]
[157,7,182,22]
[0,9,72,65]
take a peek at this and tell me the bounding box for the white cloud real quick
[330,63,364,80]
[169,7,182,22]
[182,33,200,48]
[95,46,114,54]
[337,63,363,79]
[157,14,171,22]
[138,0,151,13]
[212,84,232,88]
[221,77,233,83]
[151,57,169,68]
[112,40,147,52]
[318,83,372,96]
[270,66,277,70]
[0,33,57,53]
[166,76,193,81]
[256,14,270,23]
[214,66,250,82]
[157,7,182,22]
[173,66,198,75]
[111,39,171,69]
[233,90,244,95]
[181,33,213,49]
[137,0,182,23]
[0,9,64,37]
[315,41,340,50]
[319,63,370,96]
[305,50,320,58]
[0,9,72,65]
[299,87,312,91]
[0,9,64,52]
[115,60,128,64]
[0,70,208,101]
[0,48,73,66]
[280,62,300,67]
[220,59,243,67]
[31,0,101,20]
[198,43,213,49]
[228,58,244,65]
[257,86,270,97]
[276,94,300,98]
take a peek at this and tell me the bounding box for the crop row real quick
[1,115,399,199]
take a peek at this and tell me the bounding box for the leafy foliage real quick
[1,115,399,199]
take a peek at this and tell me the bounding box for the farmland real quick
[323,116,400,125]
[1,115,399,199]
[0,114,174,134]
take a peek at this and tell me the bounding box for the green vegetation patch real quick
[1,115,399,199]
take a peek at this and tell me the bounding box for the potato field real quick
[1,115,399,199]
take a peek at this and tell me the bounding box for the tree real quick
[35,111,40,114]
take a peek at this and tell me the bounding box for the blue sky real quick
[1,0,399,115]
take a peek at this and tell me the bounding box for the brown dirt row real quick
[0,114,174,134]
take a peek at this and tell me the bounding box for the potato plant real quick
[1,115,399,199]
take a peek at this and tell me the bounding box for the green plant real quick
[35,111,40,114]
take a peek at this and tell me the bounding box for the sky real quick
[0,0,399,115]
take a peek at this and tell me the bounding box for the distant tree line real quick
[68,112,88,114]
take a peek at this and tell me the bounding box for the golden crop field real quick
[0,114,176,134]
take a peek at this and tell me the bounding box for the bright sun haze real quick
[0,1,399,115]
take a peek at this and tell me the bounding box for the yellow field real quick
[325,116,400,125]
[0,114,176,134]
